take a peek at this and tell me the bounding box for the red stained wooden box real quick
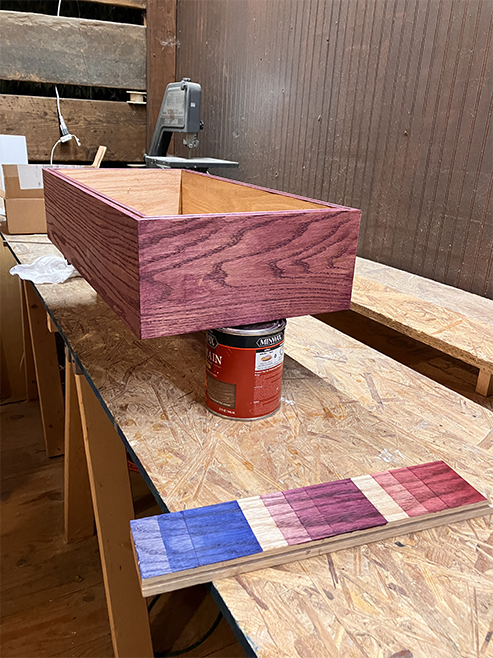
[43,168,361,338]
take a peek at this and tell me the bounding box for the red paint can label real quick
[205,320,286,420]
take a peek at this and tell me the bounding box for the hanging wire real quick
[49,0,81,164]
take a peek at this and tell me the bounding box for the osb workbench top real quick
[5,234,493,658]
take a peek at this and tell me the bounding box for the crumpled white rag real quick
[10,255,79,284]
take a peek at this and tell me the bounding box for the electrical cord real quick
[154,610,223,657]
[49,0,82,163]
[148,595,223,657]
[50,134,81,165]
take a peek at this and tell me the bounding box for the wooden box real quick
[43,168,361,338]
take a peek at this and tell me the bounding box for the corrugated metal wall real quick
[176,0,492,297]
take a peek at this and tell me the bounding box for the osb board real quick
[350,257,493,373]
[4,233,493,658]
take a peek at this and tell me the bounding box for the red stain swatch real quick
[389,467,449,513]
[410,461,487,508]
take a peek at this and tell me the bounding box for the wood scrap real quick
[131,461,491,595]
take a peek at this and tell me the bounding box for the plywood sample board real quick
[43,168,361,338]
[131,461,491,595]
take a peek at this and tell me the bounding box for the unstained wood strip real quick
[131,461,491,595]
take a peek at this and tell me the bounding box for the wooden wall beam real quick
[0,95,146,163]
[146,0,176,150]
[0,11,146,90]
[84,0,146,8]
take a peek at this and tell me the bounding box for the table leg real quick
[21,284,38,401]
[476,368,493,397]
[64,351,94,543]
[74,373,154,658]
[22,281,64,457]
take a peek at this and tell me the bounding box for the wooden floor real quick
[0,401,245,658]
[1,312,491,658]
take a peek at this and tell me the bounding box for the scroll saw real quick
[145,78,239,173]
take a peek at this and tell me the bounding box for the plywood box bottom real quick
[43,168,361,338]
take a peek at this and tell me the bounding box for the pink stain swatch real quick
[261,491,312,545]
[371,471,429,517]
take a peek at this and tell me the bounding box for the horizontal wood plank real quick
[0,11,146,89]
[349,258,493,373]
[0,95,146,163]
[181,170,328,214]
[84,0,146,8]
[61,168,181,214]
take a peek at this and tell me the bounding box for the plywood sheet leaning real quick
[349,257,493,396]
[131,461,491,596]
[43,168,361,338]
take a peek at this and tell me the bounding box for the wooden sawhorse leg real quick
[22,281,64,457]
[476,369,493,397]
[64,352,94,543]
[74,373,154,658]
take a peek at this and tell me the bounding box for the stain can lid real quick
[217,319,286,336]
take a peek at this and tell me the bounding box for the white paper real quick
[17,164,44,190]
[10,256,79,284]
[0,135,28,164]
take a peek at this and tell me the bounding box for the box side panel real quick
[43,170,141,337]
[60,168,182,217]
[181,170,329,214]
[138,207,361,338]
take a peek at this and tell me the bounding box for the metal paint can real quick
[205,319,286,420]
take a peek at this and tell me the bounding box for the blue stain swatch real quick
[183,500,262,566]
[131,516,172,580]
[157,512,200,572]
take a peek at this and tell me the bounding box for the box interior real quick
[60,169,329,217]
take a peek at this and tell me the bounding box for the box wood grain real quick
[43,168,361,338]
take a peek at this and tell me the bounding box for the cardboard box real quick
[44,167,361,338]
[1,164,46,234]
[0,135,28,191]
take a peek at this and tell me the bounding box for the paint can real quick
[205,319,286,420]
